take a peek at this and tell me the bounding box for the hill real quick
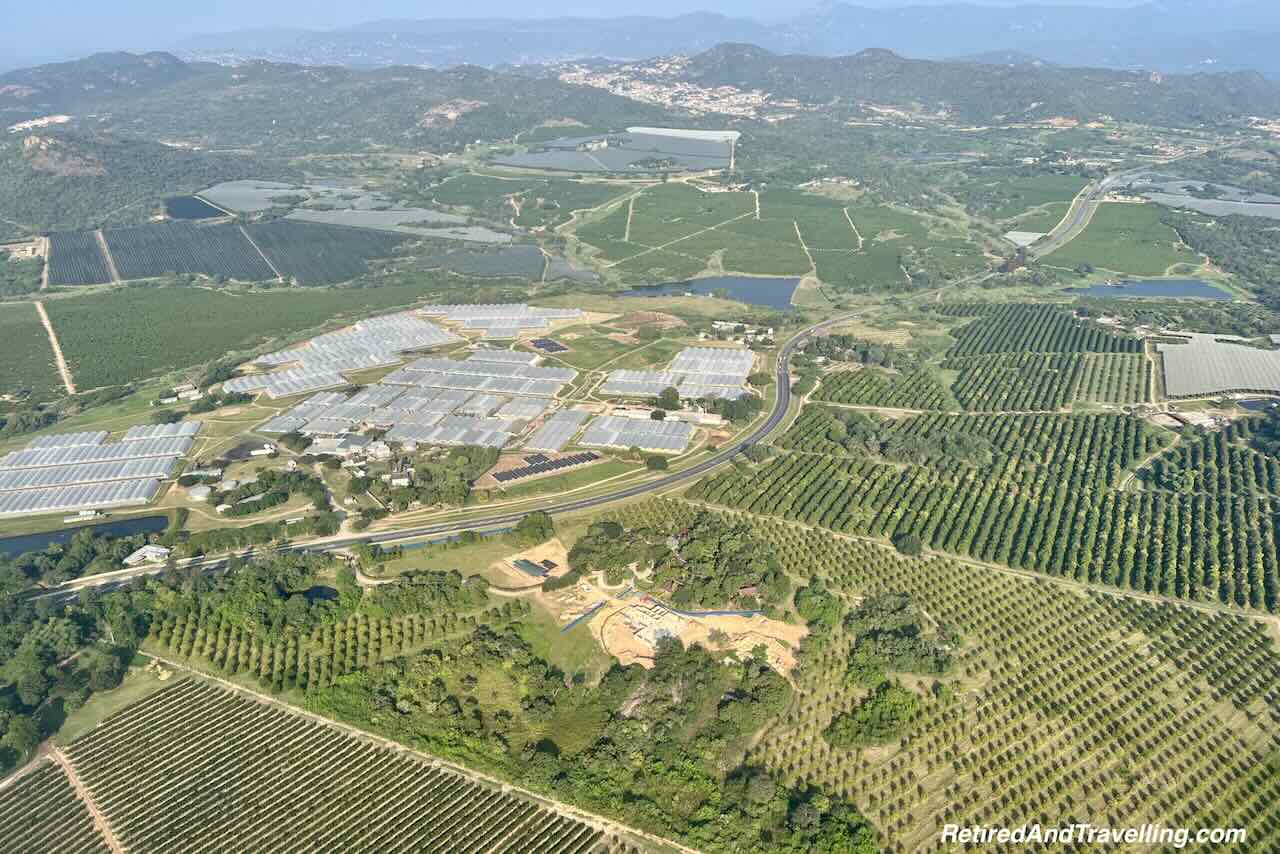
[0,131,284,238]
[0,51,673,155]
[160,3,1280,78]
[670,43,1280,125]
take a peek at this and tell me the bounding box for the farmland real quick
[47,231,112,286]
[701,408,1280,612]
[0,303,62,405]
[104,222,276,282]
[812,367,953,410]
[61,678,613,852]
[590,500,1280,852]
[1140,415,1280,498]
[570,182,984,288]
[1045,202,1194,276]
[950,170,1088,222]
[418,173,629,230]
[42,283,447,391]
[0,760,108,852]
[937,302,1142,355]
[1076,352,1151,404]
[946,352,1082,411]
[244,220,411,285]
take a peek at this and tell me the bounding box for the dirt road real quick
[33,301,76,394]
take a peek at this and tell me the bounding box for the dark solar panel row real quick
[524,454,549,465]
[493,452,599,483]
[531,338,569,353]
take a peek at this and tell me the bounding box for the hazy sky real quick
[0,0,1153,67]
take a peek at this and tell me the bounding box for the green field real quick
[43,283,447,390]
[1046,203,1193,276]
[546,331,634,370]
[984,173,1088,221]
[1014,201,1069,232]
[0,302,62,405]
[425,172,629,229]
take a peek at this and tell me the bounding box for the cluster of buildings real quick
[559,59,806,123]
[0,422,200,518]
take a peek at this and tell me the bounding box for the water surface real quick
[0,515,169,558]
[624,276,799,310]
[1069,279,1231,300]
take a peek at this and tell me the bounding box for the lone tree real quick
[891,531,923,557]
[510,511,556,548]
[657,386,681,410]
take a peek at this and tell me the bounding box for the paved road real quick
[39,312,855,600]
[1032,155,1207,260]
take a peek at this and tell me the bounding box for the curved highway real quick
[40,312,855,599]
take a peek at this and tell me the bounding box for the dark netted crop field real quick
[47,230,113,286]
[244,220,410,285]
[103,222,276,282]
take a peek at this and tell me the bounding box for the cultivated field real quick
[42,284,442,391]
[0,302,63,406]
[0,760,108,853]
[1045,203,1193,276]
[60,678,617,852]
[605,500,1280,852]
[704,407,1280,612]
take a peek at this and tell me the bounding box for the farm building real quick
[579,415,694,454]
[0,426,199,517]
[1157,333,1280,398]
[601,346,756,400]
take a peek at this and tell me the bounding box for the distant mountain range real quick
[3,44,1277,146]
[165,2,1280,77]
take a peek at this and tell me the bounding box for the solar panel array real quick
[493,452,600,483]
[579,415,694,453]
[225,312,459,399]
[419,304,583,338]
[600,346,755,400]
[523,409,591,452]
[0,424,199,517]
[531,338,569,353]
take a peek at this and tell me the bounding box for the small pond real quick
[1068,279,1232,301]
[164,196,224,220]
[623,276,799,310]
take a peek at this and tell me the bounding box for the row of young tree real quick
[697,410,1279,611]
[936,303,1142,356]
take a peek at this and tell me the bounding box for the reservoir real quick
[0,515,169,558]
[164,196,224,220]
[624,276,799,310]
[1069,279,1232,300]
